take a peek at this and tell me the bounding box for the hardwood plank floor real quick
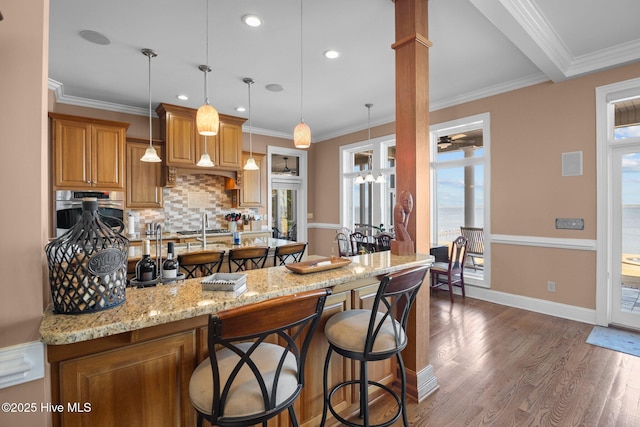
[363,293,640,426]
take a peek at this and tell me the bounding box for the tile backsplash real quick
[127,174,258,233]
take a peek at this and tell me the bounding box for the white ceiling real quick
[48,0,640,142]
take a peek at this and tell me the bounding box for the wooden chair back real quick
[228,246,270,271]
[273,242,307,266]
[178,250,225,278]
[375,232,394,251]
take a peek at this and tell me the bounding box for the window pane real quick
[614,98,640,140]
[436,130,484,161]
[353,150,373,172]
[386,146,396,168]
[615,125,640,140]
[271,155,299,176]
[435,164,484,245]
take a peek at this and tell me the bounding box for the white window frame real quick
[430,113,491,287]
[340,135,396,231]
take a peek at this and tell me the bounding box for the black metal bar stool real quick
[273,242,307,266]
[320,266,428,427]
[228,246,270,272]
[178,250,225,278]
[189,288,330,427]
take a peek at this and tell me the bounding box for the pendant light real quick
[196,0,219,136]
[196,135,214,167]
[140,48,161,163]
[243,78,259,170]
[293,0,311,148]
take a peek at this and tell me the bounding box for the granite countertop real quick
[127,229,270,242]
[39,252,433,345]
[126,237,293,261]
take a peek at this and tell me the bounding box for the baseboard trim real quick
[405,364,439,402]
[462,285,596,325]
[0,341,45,389]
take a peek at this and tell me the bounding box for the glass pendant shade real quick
[294,121,311,148]
[355,174,365,184]
[197,152,214,167]
[244,157,259,170]
[196,103,219,136]
[141,145,162,162]
[365,171,375,182]
[375,172,386,184]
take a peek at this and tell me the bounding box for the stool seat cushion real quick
[325,309,406,354]
[189,342,298,418]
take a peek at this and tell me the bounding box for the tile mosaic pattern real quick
[127,174,257,233]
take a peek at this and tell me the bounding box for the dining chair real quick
[430,235,468,302]
[374,232,394,252]
[273,242,307,266]
[336,232,352,257]
[189,288,330,427]
[228,246,270,272]
[178,250,225,278]
[350,231,373,254]
[459,226,484,270]
[320,266,428,427]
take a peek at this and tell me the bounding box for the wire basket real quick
[45,198,129,314]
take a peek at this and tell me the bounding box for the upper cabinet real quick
[156,103,246,178]
[227,152,265,208]
[126,138,164,209]
[50,113,129,191]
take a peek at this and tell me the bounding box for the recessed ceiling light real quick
[176,94,189,101]
[324,50,340,59]
[235,106,246,112]
[242,14,262,27]
[266,84,283,92]
[79,30,111,45]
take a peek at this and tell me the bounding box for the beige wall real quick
[0,1,50,426]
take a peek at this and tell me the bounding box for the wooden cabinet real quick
[228,152,265,208]
[52,330,196,427]
[156,103,246,174]
[126,139,164,208]
[50,113,129,190]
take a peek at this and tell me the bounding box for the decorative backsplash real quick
[127,174,258,233]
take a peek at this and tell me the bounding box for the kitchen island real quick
[40,251,432,427]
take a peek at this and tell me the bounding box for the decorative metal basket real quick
[45,198,129,314]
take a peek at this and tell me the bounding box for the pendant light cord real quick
[148,52,152,147]
[204,0,209,104]
[300,0,304,122]
[248,80,253,155]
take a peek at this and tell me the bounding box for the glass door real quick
[271,182,300,241]
[611,147,640,328]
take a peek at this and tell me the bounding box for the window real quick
[340,136,396,234]
[431,113,490,284]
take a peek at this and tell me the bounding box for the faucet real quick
[201,213,209,249]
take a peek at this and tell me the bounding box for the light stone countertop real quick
[39,252,433,345]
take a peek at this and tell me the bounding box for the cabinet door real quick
[165,110,196,167]
[53,119,92,188]
[240,152,264,207]
[217,121,242,169]
[126,142,164,208]
[58,332,195,427]
[91,124,126,189]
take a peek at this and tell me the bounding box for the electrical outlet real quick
[547,281,556,292]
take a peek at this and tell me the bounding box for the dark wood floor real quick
[367,292,640,426]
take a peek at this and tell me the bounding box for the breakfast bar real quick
[40,251,432,427]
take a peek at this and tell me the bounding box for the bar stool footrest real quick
[327,379,402,427]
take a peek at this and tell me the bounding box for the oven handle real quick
[57,201,123,208]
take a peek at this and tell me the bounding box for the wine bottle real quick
[136,239,157,282]
[162,242,179,279]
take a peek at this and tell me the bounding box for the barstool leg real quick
[360,360,369,426]
[397,353,409,427]
[320,346,333,427]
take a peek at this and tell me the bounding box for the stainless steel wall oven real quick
[55,190,125,237]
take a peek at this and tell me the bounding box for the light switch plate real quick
[555,218,584,230]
